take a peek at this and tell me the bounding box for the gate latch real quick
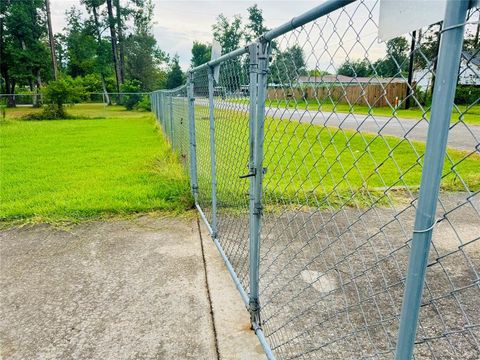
[239,169,256,179]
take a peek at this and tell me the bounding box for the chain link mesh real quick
[152,1,479,358]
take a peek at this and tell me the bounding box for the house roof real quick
[297,75,407,84]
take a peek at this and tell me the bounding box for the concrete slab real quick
[1,216,221,359]
[198,221,267,360]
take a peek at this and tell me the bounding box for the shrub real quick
[23,77,84,120]
[454,85,480,105]
[136,95,151,111]
[121,80,143,110]
[0,99,6,121]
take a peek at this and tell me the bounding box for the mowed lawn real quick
[0,104,190,222]
[231,98,480,125]
[189,102,480,208]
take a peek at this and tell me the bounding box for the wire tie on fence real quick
[413,218,442,234]
[440,20,480,33]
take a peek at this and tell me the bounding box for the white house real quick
[414,50,480,89]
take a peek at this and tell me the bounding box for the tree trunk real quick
[92,5,111,105]
[45,0,58,80]
[106,0,122,95]
[8,80,16,107]
[0,16,5,94]
[114,0,125,83]
[34,69,42,107]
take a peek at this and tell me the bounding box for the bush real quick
[121,80,143,110]
[23,77,84,120]
[455,85,480,105]
[136,95,151,111]
[0,99,6,121]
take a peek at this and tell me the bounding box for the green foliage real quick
[24,77,84,120]
[337,59,371,77]
[121,79,142,110]
[136,95,151,111]
[213,14,243,55]
[166,56,184,89]
[308,69,331,77]
[1,0,51,105]
[0,99,6,121]
[454,85,480,105]
[191,41,211,68]
[270,45,307,84]
[373,37,409,77]
[124,31,168,91]
[244,4,268,42]
[337,37,409,78]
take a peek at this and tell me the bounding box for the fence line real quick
[151,1,480,358]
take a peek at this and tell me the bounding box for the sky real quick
[49,0,387,71]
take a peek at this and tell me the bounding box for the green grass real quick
[3,101,478,222]
[0,104,190,222]
[232,98,480,126]
[194,105,480,208]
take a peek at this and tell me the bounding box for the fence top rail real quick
[188,0,358,75]
[262,0,356,41]
[153,84,187,94]
[0,92,150,96]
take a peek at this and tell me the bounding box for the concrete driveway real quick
[0,216,265,360]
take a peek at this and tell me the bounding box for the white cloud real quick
[49,1,387,71]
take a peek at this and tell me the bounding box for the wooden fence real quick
[267,82,409,108]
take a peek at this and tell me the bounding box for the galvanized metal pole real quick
[249,41,269,328]
[169,95,174,146]
[395,1,470,359]
[247,42,259,310]
[187,72,199,204]
[207,67,218,238]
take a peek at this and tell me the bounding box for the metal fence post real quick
[169,94,174,145]
[187,72,199,204]
[207,67,218,238]
[249,41,269,327]
[395,1,470,359]
[162,93,167,132]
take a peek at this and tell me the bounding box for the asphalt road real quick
[196,98,480,152]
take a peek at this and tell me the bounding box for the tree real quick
[212,14,243,55]
[191,41,211,68]
[373,37,409,77]
[81,0,111,103]
[309,69,331,77]
[2,0,51,106]
[166,56,184,89]
[124,0,168,91]
[64,7,98,78]
[244,4,268,43]
[45,0,58,80]
[270,45,307,84]
[106,0,122,93]
[22,76,84,119]
[0,1,9,96]
[114,0,125,83]
[337,59,371,77]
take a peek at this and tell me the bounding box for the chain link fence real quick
[151,1,479,358]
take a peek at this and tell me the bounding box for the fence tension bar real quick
[187,72,199,204]
[395,1,470,359]
[207,66,218,238]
